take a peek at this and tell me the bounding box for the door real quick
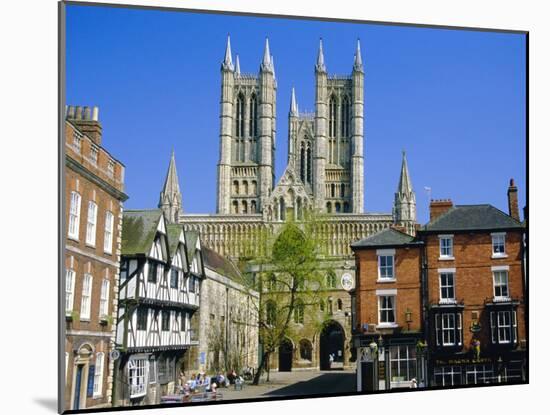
[73,364,84,410]
[278,338,293,372]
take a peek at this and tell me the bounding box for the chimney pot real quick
[92,106,99,121]
[75,106,83,119]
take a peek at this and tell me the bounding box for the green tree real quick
[238,211,333,385]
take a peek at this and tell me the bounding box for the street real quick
[220,370,356,401]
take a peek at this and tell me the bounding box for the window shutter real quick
[87,365,95,397]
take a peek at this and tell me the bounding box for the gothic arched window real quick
[331,183,335,198]
[236,93,245,138]
[252,180,257,195]
[341,96,350,137]
[233,180,239,195]
[300,143,306,183]
[232,201,239,214]
[329,95,336,138]
[326,202,332,213]
[335,202,341,213]
[265,300,277,326]
[249,94,258,137]
[326,271,336,288]
[279,198,286,221]
[242,200,248,214]
[306,144,312,184]
[243,180,249,195]
[299,339,312,361]
[251,200,257,213]
[337,298,343,311]
[296,197,303,220]
[340,183,345,198]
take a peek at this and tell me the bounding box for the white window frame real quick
[389,345,417,383]
[128,358,148,398]
[466,364,494,385]
[434,366,462,386]
[435,312,462,346]
[492,268,510,301]
[80,273,93,320]
[90,144,99,165]
[490,310,517,344]
[103,211,114,254]
[65,268,76,314]
[438,269,456,304]
[377,249,396,282]
[99,278,110,318]
[86,201,98,246]
[68,191,81,240]
[93,352,104,397]
[377,293,397,327]
[491,232,507,258]
[439,235,454,259]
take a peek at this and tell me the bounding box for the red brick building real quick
[351,180,526,391]
[351,228,425,391]
[64,105,128,410]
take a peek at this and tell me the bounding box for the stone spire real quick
[290,87,298,116]
[261,37,273,72]
[159,150,183,224]
[271,55,276,79]
[316,38,326,73]
[222,34,234,71]
[235,54,241,76]
[393,151,416,227]
[353,38,364,72]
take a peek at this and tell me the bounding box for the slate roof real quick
[422,204,524,232]
[166,224,183,258]
[351,228,421,249]
[202,246,242,281]
[121,209,163,256]
[185,230,199,262]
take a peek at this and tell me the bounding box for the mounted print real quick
[59,1,528,413]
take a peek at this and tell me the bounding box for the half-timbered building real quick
[113,210,204,406]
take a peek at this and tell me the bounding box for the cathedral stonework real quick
[160,36,418,370]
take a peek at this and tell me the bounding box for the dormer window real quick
[439,235,454,259]
[491,233,507,258]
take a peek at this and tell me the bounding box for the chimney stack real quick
[507,178,520,221]
[429,199,453,222]
[65,105,102,146]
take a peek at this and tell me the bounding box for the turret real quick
[393,151,416,230]
[217,35,235,214]
[258,37,276,210]
[288,87,299,163]
[351,38,365,213]
[159,150,183,224]
[313,38,328,210]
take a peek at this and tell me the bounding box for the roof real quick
[422,204,524,233]
[166,224,183,257]
[121,210,163,256]
[351,228,421,249]
[185,230,199,262]
[202,246,242,281]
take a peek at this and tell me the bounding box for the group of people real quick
[178,369,245,396]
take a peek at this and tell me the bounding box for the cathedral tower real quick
[159,150,183,224]
[393,151,416,229]
[216,35,276,215]
[314,39,365,214]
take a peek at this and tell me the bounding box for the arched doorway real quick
[319,321,345,370]
[278,338,293,372]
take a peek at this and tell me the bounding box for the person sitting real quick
[188,374,197,391]
[217,372,225,387]
[203,375,211,391]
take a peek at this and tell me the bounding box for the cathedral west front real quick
[159,36,417,371]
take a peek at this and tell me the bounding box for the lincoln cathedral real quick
[159,36,417,370]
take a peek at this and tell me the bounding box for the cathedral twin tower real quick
[216,36,367,217]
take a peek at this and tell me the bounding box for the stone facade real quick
[64,106,127,410]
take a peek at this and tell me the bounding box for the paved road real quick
[220,370,356,401]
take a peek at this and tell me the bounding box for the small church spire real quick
[353,38,364,72]
[316,38,326,73]
[159,150,183,224]
[397,150,413,195]
[235,54,241,76]
[222,34,234,71]
[393,151,416,227]
[290,87,298,116]
[261,37,273,72]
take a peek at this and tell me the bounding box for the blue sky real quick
[66,5,526,224]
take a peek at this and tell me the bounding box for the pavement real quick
[219,369,356,401]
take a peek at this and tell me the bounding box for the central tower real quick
[216,36,276,215]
